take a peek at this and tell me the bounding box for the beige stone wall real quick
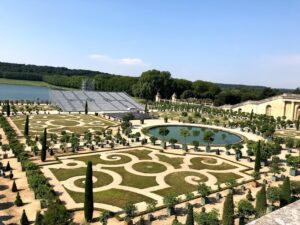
[223,94,300,120]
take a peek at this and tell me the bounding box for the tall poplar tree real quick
[24,115,29,136]
[255,185,267,217]
[222,193,234,225]
[41,128,47,162]
[84,161,94,222]
[254,141,261,172]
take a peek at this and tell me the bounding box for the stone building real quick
[220,93,300,121]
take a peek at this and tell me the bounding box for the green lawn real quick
[121,149,152,160]
[74,153,132,165]
[156,154,184,169]
[0,78,76,90]
[154,171,208,196]
[11,114,117,136]
[189,157,237,170]
[67,188,153,208]
[132,162,167,173]
[104,166,158,189]
[209,172,242,185]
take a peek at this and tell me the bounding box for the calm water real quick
[148,125,242,145]
[0,84,49,100]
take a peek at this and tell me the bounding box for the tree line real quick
[0,61,296,105]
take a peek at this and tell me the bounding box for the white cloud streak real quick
[89,54,146,66]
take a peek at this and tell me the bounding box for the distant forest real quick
[0,61,298,105]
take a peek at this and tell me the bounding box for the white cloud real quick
[89,54,146,66]
[118,58,145,65]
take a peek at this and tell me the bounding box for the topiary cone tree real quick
[35,211,44,225]
[280,176,291,207]
[24,115,29,137]
[222,193,234,225]
[84,161,94,222]
[12,180,18,192]
[14,192,23,206]
[254,141,261,173]
[185,204,194,225]
[255,185,267,217]
[20,209,30,225]
[41,128,47,162]
[6,101,10,117]
[85,100,88,115]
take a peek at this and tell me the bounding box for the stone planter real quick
[290,168,297,176]
[272,175,277,181]
[147,214,154,222]
[241,185,246,192]
[228,188,234,195]
[200,197,207,205]
[182,144,188,151]
[3,153,8,159]
[216,192,222,200]
[226,151,230,155]
[247,157,252,162]
[267,205,275,213]
[261,161,266,167]
[206,146,211,153]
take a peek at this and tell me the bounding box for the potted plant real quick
[163,193,178,216]
[180,128,190,151]
[123,202,137,225]
[286,155,300,176]
[169,138,178,149]
[203,130,215,152]
[197,183,211,205]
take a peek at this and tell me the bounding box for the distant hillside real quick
[0,61,296,105]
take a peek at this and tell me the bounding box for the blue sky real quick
[0,1,300,88]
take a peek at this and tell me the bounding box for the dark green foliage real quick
[137,217,146,225]
[237,199,255,219]
[41,128,47,162]
[185,204,194,225]
[194,208,219,225]
[172,216,181,225]
[255,185,267,217]
[14,192,23,206]
[84,161,94,222]
[12,180,18,192]
[24,115,29,136]
[222,193,234,225]
[85,100,88,115]
[20,209,30,225]
[254,141,261,172]
[34,211,44,225]
[6,101,10,116]
[123,202,137,220]
[43,203,70,225]
[246,189,254,201]
[280,177,291,207]
[0,61,284,104]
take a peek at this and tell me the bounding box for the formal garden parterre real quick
[42,147,252,214]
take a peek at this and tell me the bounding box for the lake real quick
[0,83,50,100]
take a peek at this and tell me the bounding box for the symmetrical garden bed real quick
[42,147,252,213]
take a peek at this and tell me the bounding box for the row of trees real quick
[0,115,72,225]
[1,61,291,104]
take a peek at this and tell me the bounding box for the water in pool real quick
[148,125,242,145]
